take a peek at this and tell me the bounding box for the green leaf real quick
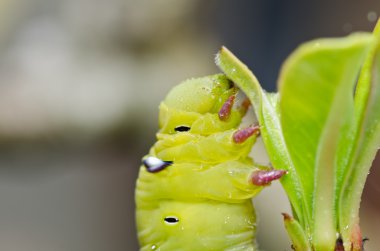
[216,47,309,227]
[338,20,380,250]
[282,213,311,251]
[216,31,377,250]
[278,33,372,250]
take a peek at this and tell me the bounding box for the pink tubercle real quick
[218,95,235,121]
[251,169,287,186]
[239,98,251,116]
[233,125,260,143]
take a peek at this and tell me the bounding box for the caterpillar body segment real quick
[135,74,285,250]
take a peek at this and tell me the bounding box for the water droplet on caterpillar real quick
[224,216,231,224]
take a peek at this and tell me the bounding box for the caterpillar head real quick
[158,74,247,135]
[163,74,234,114]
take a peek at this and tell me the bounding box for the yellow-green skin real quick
[136,75,263,251]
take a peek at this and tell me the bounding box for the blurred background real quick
[0,0,379,250]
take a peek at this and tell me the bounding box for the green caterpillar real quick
[135,74,285,251]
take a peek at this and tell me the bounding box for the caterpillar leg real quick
[251,169,287,186]
[233,125,260,143]
[219,94,236,121]
[239,97,251,116]
[219,93,251,120]
[218,94,256,144]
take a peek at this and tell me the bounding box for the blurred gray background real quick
[0,0,379,250]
